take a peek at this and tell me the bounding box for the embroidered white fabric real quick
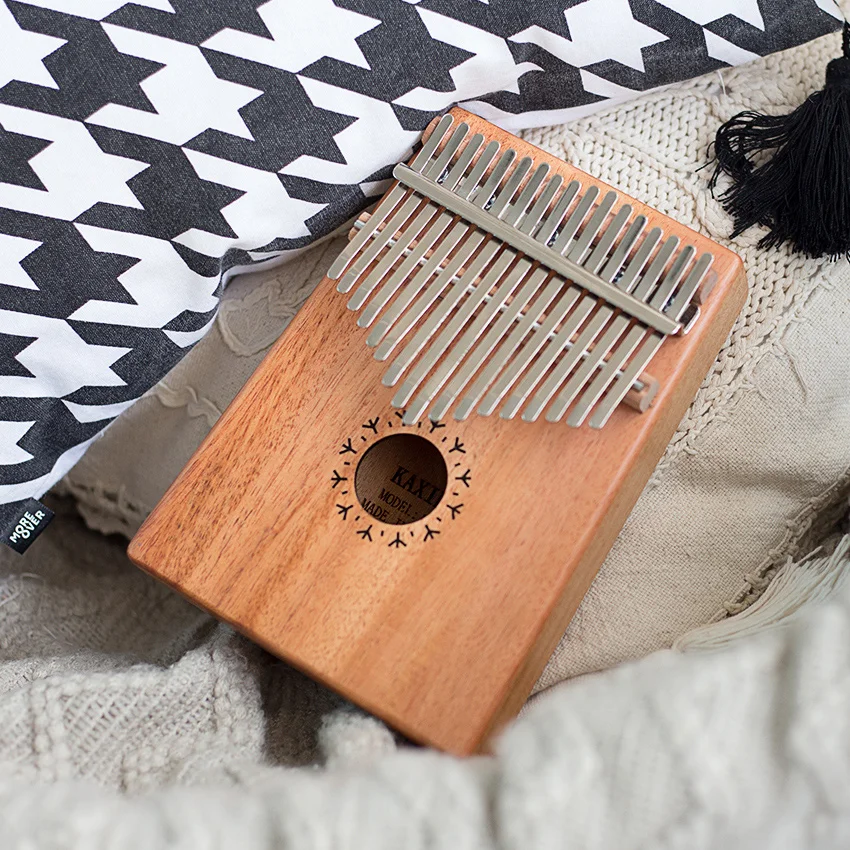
[62,27,850,688]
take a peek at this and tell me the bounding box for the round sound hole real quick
[354,433,448,525]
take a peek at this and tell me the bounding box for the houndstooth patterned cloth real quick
[0,0,841,536]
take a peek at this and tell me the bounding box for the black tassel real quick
[709,21,850,259]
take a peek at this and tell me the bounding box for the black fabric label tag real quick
[2,499,54,554]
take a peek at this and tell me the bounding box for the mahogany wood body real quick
[129,109,747,755]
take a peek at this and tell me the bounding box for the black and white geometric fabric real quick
[0,0,842,536]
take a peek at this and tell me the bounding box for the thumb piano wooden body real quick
[129,108,747,755]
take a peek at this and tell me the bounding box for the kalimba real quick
[129,108,747,755]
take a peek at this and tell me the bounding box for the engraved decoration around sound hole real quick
[330,414,472,546]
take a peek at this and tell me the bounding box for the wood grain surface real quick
[129,108,747,755]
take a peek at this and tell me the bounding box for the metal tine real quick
[469,148,517,212]
[328,114,453,282]
[566,191,618,264]
[404,257,534,424]
[491,156,534,222]
[630,235,679,302]
[587,256,714,429]
[503,163,550,229]
[648,245,695,312]
[545,215,651,424]
[383,249,513,384]
[566,324,646,427]
[401,159,547,421]
[544,313,627,422]
[520,173,562,235]
[503,293,595,420]
[599,214,646,283]
[386,174,579,392]
[584,204,633,274]
[477,278,571,416]
[364,140,501,343]
[371,150,525,359]
[608,222,659,293]
[547,217,674,422]
[338,123,470,294]
[354,133,485,325]
[523,305,610,422]
[453,266,553,420]
[550,185,599,253]
[666,253,713,319]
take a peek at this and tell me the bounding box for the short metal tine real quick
[470,148,516,209]
[667,253,713,319]
[330,114,451,285]
[423,122,469,180]
[567,190,617,263]
[440,132,483,190]
[355,206,449,326]
[502,293,594,420]
[481,280,577,417]
[523,304,608,422]
[454,267,552,420]
[506,163,550,229]
[614,226,662,294]
[631,235,679,301]
[649,244,695,311]
[366,229,480,341]
[588,333,663,429]
[534,180,580,247]
[567,324,645,427]
[584,204,632,274]
[410,113,454,172]
[339,193,426,296]
[545,311,623,422]
[405,257,534,423]
[550,185,599,254]
[600,214,646,284]
[329,184,408,285]
[491,156,533,222]
[351,200,443,319]
[457,140,500,199]
[378,233,496,369]
[519,173,562,237]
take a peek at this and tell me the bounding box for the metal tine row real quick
[374,147,536,384]
[339,121,470,297]
[537,241,702,425]
[584,251,713,429]
[350,126,486,317]
[328,113,454,286]
[497,215,666,423]
[400,168,629,424]
[359,134,513,336]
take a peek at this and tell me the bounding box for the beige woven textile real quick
[63,28,850,689]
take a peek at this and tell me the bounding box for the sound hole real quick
[354,434,447,525]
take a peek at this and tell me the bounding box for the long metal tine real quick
[423,122,470,180]
[631,235,679,301]
[389,250,516,400]
[453,266,552,420]
[613,226,662,293]
[404,256,534,423]
[567,190,617,263]
[600,215,647,285]
[470,149,516,211]
[410,113,455,172]
[585,204,632,274]
[649,245,695,311]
